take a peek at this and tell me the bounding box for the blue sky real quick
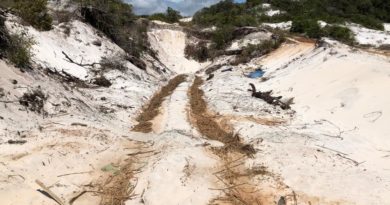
[125,0,246,16]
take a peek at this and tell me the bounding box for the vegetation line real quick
[132,74,187,133]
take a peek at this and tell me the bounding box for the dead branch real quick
[316,145,348,156]
[57,171,91,177]
[71,122,87,127]
[8,174,25,181]
[209,183,247,191]
[0,100,17,103]
[336,154,362,166]
[35,180,65,205]
[127,150,155,156]
[213,162,245,175]
[69,190,87,205]
[62,51,99,67]
[249,83,292,110]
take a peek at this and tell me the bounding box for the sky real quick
[125,0,246,16]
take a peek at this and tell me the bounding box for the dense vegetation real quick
[193,0,389,45]
[290,19,355,44]
[194,0,389,30]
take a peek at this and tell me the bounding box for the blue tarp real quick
[248,69,265,78]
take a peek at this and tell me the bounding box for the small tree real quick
[166,7,181,23]
[149,7,182,23]
[13,0,52,31]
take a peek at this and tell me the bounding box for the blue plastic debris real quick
[248,68,265,78]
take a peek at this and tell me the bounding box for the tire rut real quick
[189,76,284,205]
[132,74,187,133]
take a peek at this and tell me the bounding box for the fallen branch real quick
[35,180,65,205]
[71,123,87,127]
[209,183,247,191]
[69,190,87,205]
[213,162,245,175]
[8,140,27,145]
[62,51,99,67]
[57,171,91,177]
[69,190,103,205]
[316,145,348,156]
[0,100,17,103]
[249,83,292,110]
[336,154,363,166]
[127,150,155,156]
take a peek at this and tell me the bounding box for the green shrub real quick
[0,15,9,57]
[185,41,209,62]
[1,16,33,68]
[13,0,52,31]
[232,36,285,65]
[212,25,235,49]
[194,0,389,32]
[7,33,34,68]
[291,19,323,38]
[324,25,355,45]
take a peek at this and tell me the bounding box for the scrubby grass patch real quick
[0,15,34,68]
[13,0,52,31]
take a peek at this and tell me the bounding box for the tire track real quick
[132,74,187,133]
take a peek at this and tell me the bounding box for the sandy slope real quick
[202,39,390,204]
[2,11,390,205]
[147,23,209,74]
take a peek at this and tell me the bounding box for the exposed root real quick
[133,74,187,133]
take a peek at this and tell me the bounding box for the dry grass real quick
[133,74,187,133]
[99,161,136,205]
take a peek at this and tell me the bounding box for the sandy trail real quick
[128,75,221,205]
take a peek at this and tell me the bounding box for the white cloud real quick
[125,0,221,16]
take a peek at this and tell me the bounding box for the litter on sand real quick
[248,68,265,78]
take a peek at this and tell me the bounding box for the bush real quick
[324,25,355,45]
[100,54,127,72]
[291,19,323,38]
[13,0,52,31]
[1,16,33,68]
[184,41,209,62]
[212,25,235,49]
[7,33,34,68]
[77,0,149,58]
[0,15,9,58]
